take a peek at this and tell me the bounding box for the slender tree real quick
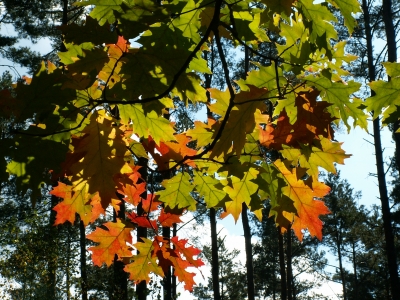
[360,0,400,297]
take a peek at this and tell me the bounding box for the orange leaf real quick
[158,209,182,227]
[152,236,204,291]
[274,160,330,241]
[142,194,161,213]
[259,90,335,150]
[51,182,103,226]
[87,219,133,266]
[169,256,197,291]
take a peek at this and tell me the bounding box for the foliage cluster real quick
[0,0,398,293]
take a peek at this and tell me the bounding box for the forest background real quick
[0,0,400,300]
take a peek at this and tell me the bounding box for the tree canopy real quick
[0,0,396,292]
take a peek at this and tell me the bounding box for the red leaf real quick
[171,236,204,268]
[127,212,157,231]
[158,209,182,227]
[142,194,161,213]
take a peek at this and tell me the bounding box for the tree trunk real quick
[47,193,59,300]
[278,227,287,300]
[172,223,177,299]
[240,46,255,300]
[79,220,88,300]
[273,257,277,300]
[362,1,400,298]
[242,203,255,300]
[210,208,221,300]
[286,228,293,300]
[204,47,221,300]
[66,224,71,300]
[336,231,347,300]
[381,0,400,298]
[352,240,358,299]
[382,0,400,171]
[136,157,148,300]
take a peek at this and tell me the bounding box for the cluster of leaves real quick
[0,0,374,291]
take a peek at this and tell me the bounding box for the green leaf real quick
[236,61,285,98]
[157,172,197,211]
[193,170,227,208]
[281,138,351,178]
[366,62,400,124]
[276,14,311,72]
[298,0,337,44]
[210,86,268,158]
[11,62,76,122]
[118,104,176,144]
[76,0,124,25]
[171,0,203,43]
[172,73,207,104]
[326,0,361,33]
[7,134,68,199]
[222,167,259,221]
[60,16,118,45]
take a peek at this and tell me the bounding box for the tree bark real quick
[382,0,400,172]
[286,229,293,300]
[278,227,287,300]
[362,0,400,298]
[172,223,177,299]
[204,47,221,300]
[47,193,59,300]
[66,224,71,300]
[336,231,347,300]
[79,220,88,300]
[242,203,255,300]
[210,208,222,300]
[352,240,358,299]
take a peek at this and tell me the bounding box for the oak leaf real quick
[87,219,133,266]
[274,159,330,240]
[124,238,164,284]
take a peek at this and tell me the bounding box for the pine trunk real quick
[336,232,347,300]
[205,47,221,300]
[79,220,88,300]
[352,240,358,299]
[278,227,287,300]
[286,229,293,300]
[210,208,221,300]
[47,193,59,300]
[242,203,255,300]
[172,223,177,299]
[362,1,400,298]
